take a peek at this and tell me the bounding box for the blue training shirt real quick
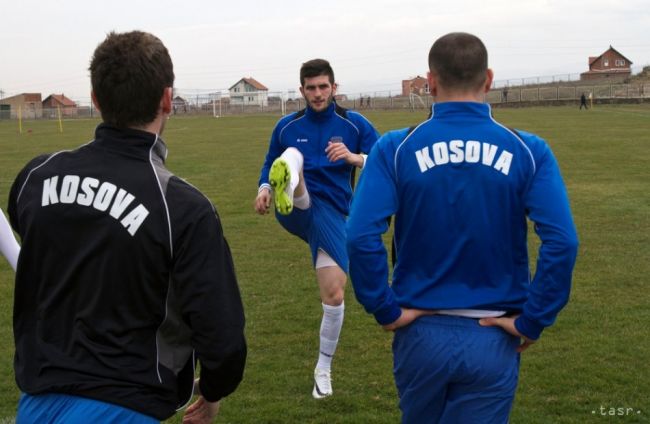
[258,102,379,216]
[346,102,578,340]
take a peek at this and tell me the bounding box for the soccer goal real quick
[409,93,427,111]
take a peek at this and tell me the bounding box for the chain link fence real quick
[2,81,649,121]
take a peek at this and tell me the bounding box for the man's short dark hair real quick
[300,59,335,86]
[428,32,488,91]
[90,31,174,128]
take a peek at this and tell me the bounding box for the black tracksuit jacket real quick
[8,124,246,420]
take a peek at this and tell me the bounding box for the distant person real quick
[367,96,371,108]
[347,32,579,423]
[0,208,19,270]
[580,92,588,110]
[254,58,379,398]
[359,96,364,108]
[9,30,246,424]
[502,86,509,102]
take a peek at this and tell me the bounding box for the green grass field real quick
[0,104,648,423]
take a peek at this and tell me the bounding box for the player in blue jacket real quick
[347,33,578,423]
[254,59,379,398]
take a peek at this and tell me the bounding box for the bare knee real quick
[317,267,346,306]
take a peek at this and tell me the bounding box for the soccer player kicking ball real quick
[255,59,379,398]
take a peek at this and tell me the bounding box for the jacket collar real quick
[430,101,492,119]
[93,123,168,163]
[305,101,337,120]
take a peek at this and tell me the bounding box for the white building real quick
[229,77,269,106]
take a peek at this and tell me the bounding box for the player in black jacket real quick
[8,31,246,423]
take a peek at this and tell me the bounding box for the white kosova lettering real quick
[109,189,135,219]
[494,151,513,175]
[465,141,480,163]
[42,176,59,206]
[482,143,498,166]
[60,175,80,204]
[77,177,99,206]
[432,142,449,165]
[40,175,150,236]
[93,182,117,211]
[449,140,464,163]
[414,140,514,175]
[415,147,434,172]
[121,204,150,236]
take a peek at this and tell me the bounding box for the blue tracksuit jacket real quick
[346,102,578,340]
[258,102,379,216]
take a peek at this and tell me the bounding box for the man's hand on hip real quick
[382,308,434,332]
[479,315,536,352]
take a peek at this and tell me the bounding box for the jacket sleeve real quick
[346,133,402,325]
[168,178,247,402]
[515,135,579,340]
[350,112,380,154]
[8,154,52,235]
[257,121,286,189]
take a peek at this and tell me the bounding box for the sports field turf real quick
[0,104,648,423]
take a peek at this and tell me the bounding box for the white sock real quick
[0,208,20,271]
[316,302,344,371]
[293,192,310,210]
[280,147,303,195]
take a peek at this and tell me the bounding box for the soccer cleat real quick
[312,368,333,399]
[269,158,293,215]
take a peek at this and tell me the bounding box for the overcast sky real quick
[1,0,649,102]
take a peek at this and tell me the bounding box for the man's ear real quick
[331,82,338,96]
[427,71,437,97]
[484,69,494,93]
[91,91,101,111]
[161,87,173,114]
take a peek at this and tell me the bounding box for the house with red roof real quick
[229,77,269,106]
[580,46,633,81]
[42,93,78,117]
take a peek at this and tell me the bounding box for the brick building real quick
[401,75,429,97]
[0,93,43,118]
[42,94,78,117]
[580,46,633,81]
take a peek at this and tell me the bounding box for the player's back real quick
[390,102,537,311]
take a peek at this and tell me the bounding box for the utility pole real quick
[0,89,5,99]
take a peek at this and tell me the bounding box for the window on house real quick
[603,59,609,67]
[615,59,625,66]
